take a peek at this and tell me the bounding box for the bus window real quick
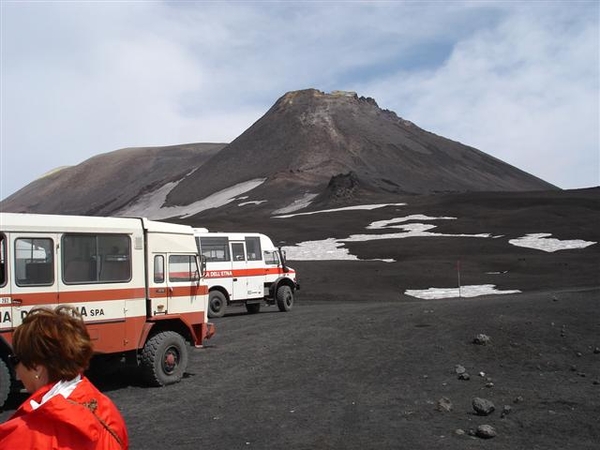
[231,243,245,261]
[154,255,165,283]
[15,238,54,286]
[264,250,279,265]
[197,237,230,262]
[169,255,197,282]
[0,235,6,286]
[63,234,131,283]
[245,237,262,261]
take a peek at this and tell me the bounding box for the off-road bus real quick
[194,229,299,317]
[0,213,214,407]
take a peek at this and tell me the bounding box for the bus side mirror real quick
[198,255,207,278]
[277,246,289,273]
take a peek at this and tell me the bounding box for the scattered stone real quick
[514,396,524,403]
[594,347,600,354]
[472,397,495,416]
[501,405,512,418]
[476,424,497,439]
[577,372,586,377]
[485,382,494,388]
[479,371,486,377]
[473,334,491,345]
[454,429,465,436]
[570,365,578,372]
[458,372,471,381]
[467,429,477,437]
[576,351,583,357]
[455,364,466,374]
[437,397,453,412]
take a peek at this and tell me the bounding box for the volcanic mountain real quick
[166,89,556,208]
[0,89,557,218]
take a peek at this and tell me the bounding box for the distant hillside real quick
[0,143,225,215]
[0,89,557,219]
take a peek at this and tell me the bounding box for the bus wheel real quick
[276,285,294,312]
[208,291,227,318]
[0,359,10,408]
[140,331,188,387]
[246,303,261,314]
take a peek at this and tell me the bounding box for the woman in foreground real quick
[0,305,128,449]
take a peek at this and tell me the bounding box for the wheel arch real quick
[0,336,16,376]
[209,285,231,305]
[269,276,296,298]
[137,318,195,352]
[0,336,17,407]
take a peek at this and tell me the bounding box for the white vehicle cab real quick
[0,213,214,408]
[194,229,300,317]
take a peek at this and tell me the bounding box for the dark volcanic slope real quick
[167,89,557,207]
[0,143,225,215]
[2,88,559,217]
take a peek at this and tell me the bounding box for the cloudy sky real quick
[1,1,598,199]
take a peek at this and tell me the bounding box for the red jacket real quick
[0,376,128,450]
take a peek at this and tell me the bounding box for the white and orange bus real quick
[194,229,299,317]
[0,213,214,407]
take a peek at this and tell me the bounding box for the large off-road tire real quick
[276,285,294,312]
[140,331,188,387]
[0,359,11,408]
[208,291,227,318]
[246,303,261,314]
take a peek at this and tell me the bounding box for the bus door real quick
[244,236,265,298]
[0,233,11,333]
[149,253,168,316]
[4,232,59,332]
[165,253,201,315]
[230,242,248,300]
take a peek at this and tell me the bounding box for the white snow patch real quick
[284,225,490,261]
[238,200,267,206]
[116,178,266,220]
[405,284,521,299]
[509,233,596,252]
[368,215,456,229]
[274,203,406,218]
[284,238,359,261]
[343,224,491,242]
[272,193,319,215]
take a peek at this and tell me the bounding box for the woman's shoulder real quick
[70,377,119,409]
[69,376,129,448]
[0,403,60,448]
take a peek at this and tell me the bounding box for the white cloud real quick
[354,3,599,189]
[1,1,598,199]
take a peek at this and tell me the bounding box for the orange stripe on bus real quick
[206,268,295,278]
[5,286,207,304]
